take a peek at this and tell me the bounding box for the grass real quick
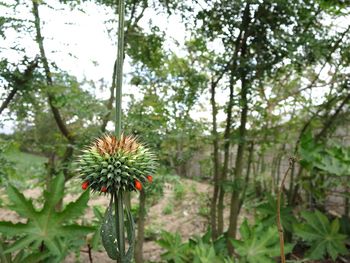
[173,182,185,201]
[162,203,174,215]
[198,192,210,219]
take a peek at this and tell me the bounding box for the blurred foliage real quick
[0,0,350,261]
[0,139,16,185]
[256,194,296,234]
[231,220,293,263]
[156,230,233,263]
[300,131,350,176]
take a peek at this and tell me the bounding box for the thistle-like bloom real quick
[77,134,156,193]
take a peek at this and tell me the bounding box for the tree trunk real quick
[135,189,146,263]
[238,141,254,213]
[227,74,249,254]
[225,2,252,243]
[210,78,220,240]
[217,68,235,235]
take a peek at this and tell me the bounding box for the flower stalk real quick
[78,1,156,262]
[115,0,126,261]
[115,0,125,139]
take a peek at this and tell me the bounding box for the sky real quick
[1,1,349,134]
[0,0,192,133]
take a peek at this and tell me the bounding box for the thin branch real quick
[315,92,350,141]
[32,0,74,143]
[272,25,350,106]
[0,88,17,115]
[101,62,117,132]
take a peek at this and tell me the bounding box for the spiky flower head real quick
[77,134,156,193]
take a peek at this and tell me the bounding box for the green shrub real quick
[131,203,140,221]
[198,192,210,219]
[174,182,185,201]
[256,194,296,233]
[0,139,16,185]
[162,203,174,215]
[156,230,233,263]
[146,173,165,205]
[231,219,293,263]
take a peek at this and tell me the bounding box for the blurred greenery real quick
[1,0,350,262]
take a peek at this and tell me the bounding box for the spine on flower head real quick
[78,134,156,193]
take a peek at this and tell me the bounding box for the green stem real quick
[114,0,127,261]
[114,191,125,262]
[115,0,125,138]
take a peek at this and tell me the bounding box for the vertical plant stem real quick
[114,0,126,261]
[277,157,295,263]
[115,0,125,138]
[115,191,125,262]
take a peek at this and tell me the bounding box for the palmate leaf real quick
[256,195,296,232]
[293,210,348,260]
[7,186,37,218]
[0,238,50,263]
[231,219,293,263]
[156,231,190,263]
[0,174,94,258]
[90,206,103,250]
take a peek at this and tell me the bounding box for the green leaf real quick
[21,252,50,263]
[57,190,89,223]
[0,222,31,235]
[293,210,348,260]
[5,236,36,254]
[101,205,118,260]
[231,220,293,263]
[256,195,296,233]
[156,231,190,263]
[0,173,92,258]
[61,225,95,237]
[42,174,65,213]
[7,185,37,218]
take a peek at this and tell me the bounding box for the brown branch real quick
[0,88,17,115]
[315,92,350,141]
[277,157,295,263]
[32,0,74,143]
[87,244,93,263]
